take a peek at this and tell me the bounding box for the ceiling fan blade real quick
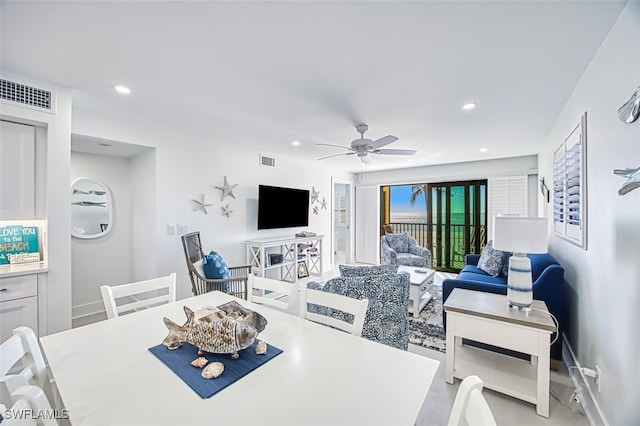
[368,135,398,150]
[317,143,352,150]
[373,149,417,156]
[317,152,355,161]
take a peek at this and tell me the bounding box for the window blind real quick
[553,112,587,248]
[487,175,528,240]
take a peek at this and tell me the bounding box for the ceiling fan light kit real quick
[317,124,417,164]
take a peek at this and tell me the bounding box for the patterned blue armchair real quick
[381,233,431,268]
[307,264,410,350]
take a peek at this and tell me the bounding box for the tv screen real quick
[258,185,310,230]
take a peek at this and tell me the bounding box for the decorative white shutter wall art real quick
[354,186,379,264]
[553,112,587,249]
[487,175,528,240]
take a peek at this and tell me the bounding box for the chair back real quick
[300,288,369,336]
[447,375,496,426]
[248,275,297,313]
[100,273,177,319]
[0,383,56,426]
[0,327,53,411]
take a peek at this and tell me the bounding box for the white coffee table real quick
[397,265,435,316]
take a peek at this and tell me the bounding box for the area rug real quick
[408,285,446,352]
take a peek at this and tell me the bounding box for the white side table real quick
[397,266,435,316]
[444,288,555,417]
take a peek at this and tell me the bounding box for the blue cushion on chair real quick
[202,251,231,279]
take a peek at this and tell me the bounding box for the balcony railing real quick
[388,222,486,272]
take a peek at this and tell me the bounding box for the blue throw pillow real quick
[477,240,508,277]
[202,251,231,279]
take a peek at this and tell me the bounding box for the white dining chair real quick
[299,288,369,337]
[0,327,55,411]
[247,275,298,314]
[447,375,497,426]
[100,273,177,319]
[0,383,57,426]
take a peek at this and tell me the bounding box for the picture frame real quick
[297,261,309,278]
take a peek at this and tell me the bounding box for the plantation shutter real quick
[553,113,587,248]
[487,176,528,240]
[354,185,379,264]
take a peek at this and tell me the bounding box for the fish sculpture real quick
[163,306,257,359]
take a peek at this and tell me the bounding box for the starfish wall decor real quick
[215,176,238,201]
[320,197,328,209]
[191,193,213,214]
[311,187,320,204]
[221,204,233,217]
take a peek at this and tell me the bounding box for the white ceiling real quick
[0,1,627,172]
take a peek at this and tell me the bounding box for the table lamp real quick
[493,216,549,311]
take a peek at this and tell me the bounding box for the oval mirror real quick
[71,178,113,239]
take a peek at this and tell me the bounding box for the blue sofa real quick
[307,264,410,350]
[442,253,565,361]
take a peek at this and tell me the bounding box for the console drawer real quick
[0,274,37,302]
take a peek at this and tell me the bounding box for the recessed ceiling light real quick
[462,103,476,110]
[292,140,300,146]
[113,85,131,94]
[480,147,488,152]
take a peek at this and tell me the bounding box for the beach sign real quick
[0,225,40,265]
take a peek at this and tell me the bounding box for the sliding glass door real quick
[383,180,486,272]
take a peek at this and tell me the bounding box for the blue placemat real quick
[149,340,283,398]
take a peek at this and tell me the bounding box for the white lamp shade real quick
[492,216,549,254]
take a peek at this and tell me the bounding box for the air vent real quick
[0,79,57,114]
[260,155,276,167]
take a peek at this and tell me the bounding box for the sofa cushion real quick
[477,240,508,277]
[457,271,507,285]
[339,264,398,277]
[396,253,427,267]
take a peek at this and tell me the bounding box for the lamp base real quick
[506,253,533,311]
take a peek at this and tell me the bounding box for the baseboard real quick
[563,335,608,426]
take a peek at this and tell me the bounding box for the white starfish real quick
[313,206,319,215]
[191,193,213,214]
[221,204,233,217]
[311,187,320,204]
[320,197,328,209]
[214,176,238,201]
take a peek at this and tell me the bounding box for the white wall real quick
[538,2,640,424]
[71,152,134,317]
[0,74,72,334]
[71,108,352,300]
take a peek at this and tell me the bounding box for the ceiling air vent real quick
[0,79,57,114]
[260,154,276,167]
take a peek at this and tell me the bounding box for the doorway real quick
[332,178,352,268]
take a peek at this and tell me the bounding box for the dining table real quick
[40,291,440,425]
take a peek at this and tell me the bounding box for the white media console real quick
[245,235,324,282]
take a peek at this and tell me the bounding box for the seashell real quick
[190,357,208,368]
[255,340,267,355]
[201,362,224,379]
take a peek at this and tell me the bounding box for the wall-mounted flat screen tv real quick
[258,185,309,230]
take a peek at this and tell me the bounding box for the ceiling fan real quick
[317,124,417,164]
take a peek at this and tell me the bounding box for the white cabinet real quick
[0,120,36,219]
[0,273,38,341]
[246,235,323,283]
